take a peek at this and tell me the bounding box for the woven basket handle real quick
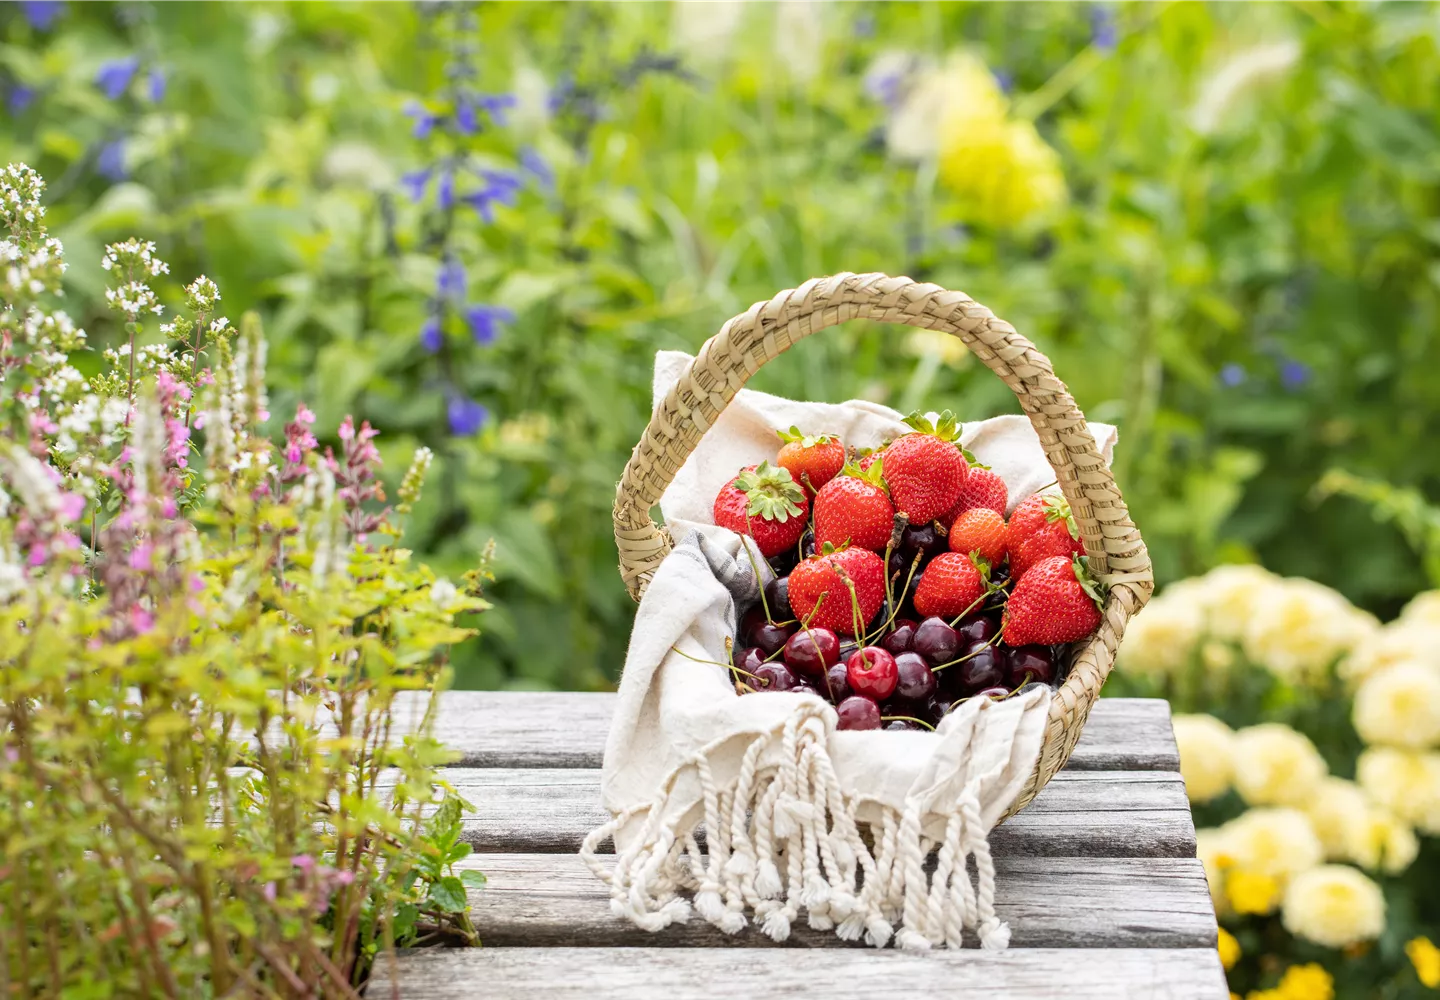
[613,272,1152,606]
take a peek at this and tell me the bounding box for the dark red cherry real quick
[732,646,765,678]
[765,576,794,621]
[975,686,1009,699]
[901,522,947,560]
[959,647,1004,693]
[753,621,797,657]
[824,662,852,703]
[884,719,922,731]
[893,651,936,701]
[783,627,841,678]
[912,617,960,666]
[880,619,919,655]
[957,614,999,645]
[836,695,881,731]
[846,647,899,701]
[791,684,819,697]
[1006,645,1056,687]
[838,639,860,663]
[752,662,798,692]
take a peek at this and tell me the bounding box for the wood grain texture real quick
[415,692,1178,772]
[457,854,1216,950]
[368,946,1228,1000]
[381,768,1196,859]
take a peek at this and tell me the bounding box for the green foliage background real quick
[6,0,1439,691]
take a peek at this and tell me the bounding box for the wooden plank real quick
[457,854,1217,950]
[416,692,1178,772]
[401,769,1196,858]
[369,946,1229,1000]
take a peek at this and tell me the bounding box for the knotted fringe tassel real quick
[579,702,1012,950]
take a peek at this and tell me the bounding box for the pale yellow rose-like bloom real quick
[1217,927,1241,971]
[1346,805,1419,875]
[1340,621,1440,687]
[1117,594,1205,678]
[1272,963,1334,1000]
[1230,723,1328,807]
[1356,747,1440,834]
[1195,827,1232,914]
[1172,713,1235,803]
[1220,807,1323,880]
[1304,777,1370,860]
[888,52,1006,162]
[1242,578,1377,684]
[1194,564,1281,640]
[1281,864,1385,948]
[1400,590,1440,629]
[1353,661,1440,749]
[937,111,1067,229]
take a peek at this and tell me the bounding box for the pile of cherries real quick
[732,523,1062,731]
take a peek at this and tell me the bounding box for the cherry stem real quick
[931,631,1002,673]
[880,715,936,731]
[736,534,774,623]
[865,551,922,645]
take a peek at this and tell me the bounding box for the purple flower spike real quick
[454,99,479,135]
[95,56,139,100]
[1279,359,1311,391]
[147,65,166,103]
[520,147,554,191]
[461,169,522,223]
[19,1,65,31]
[437,167,455,211]
[96,139,127,181]
[7,84,36,115]
[1090,5,1117,52]
[404,100,438,139]
[401,167,433,202]
[447,394,488,436]
[475,93,517,125]
[420,316,443,353]
[464,304,514,345]
[437,258,465,300]
[1219,363,1247,388]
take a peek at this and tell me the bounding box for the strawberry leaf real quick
[736,461,806,522]
[1041,493,1079,538]
[1072,555,1107,608]
[777,425,835,449]
[839,457,887,491]
[960,446,989,470]
[902,409,962,442]
[901,410,936,435]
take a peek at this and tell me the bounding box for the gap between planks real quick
[367,945,1230,1000]
[455,853,1217,950]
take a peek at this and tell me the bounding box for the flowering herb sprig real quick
[402,4,525,437]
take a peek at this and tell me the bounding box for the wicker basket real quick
[612,272,1154,814]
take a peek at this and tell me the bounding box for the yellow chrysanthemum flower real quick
[1173,713,1235,802]
[1117,593,1205,678]
[1227,869,1282,915]
[1282,865,1386,948]
[1400,591,1440,629]
[1231,724,1328,807]
[1304,777,1369,859]
[1275,963,1334,1000]
[1243,578,1377,684]
[937,113,1067,229]
[1407,936,1440,989]
[1196,564,1282,640]
[887,53,1006,162]
[1217,927,1241,970]
[1356,747,1440,834]
[1220,806,1323,884]
[1196,828,1233,914]
[1346,806,1419,875]
[1339,621,1440,687]
[1353,661,1440,749]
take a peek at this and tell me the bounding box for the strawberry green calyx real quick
[839,457,887,491]
[1043,493,1080,540]
[902,409,962,442]
[960,447,989,470]
[735,461,806,522]
[1073,555,1107,608]
[777,425,836,449]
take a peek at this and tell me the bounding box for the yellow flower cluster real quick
[1245,963,1335,1000]
[884,52,1067,229]
[1409,937,1440,989]
[1305,777,1417,874]
[1352,660,1440,749]
[1231,724,1326,807]
[1356,746,1440,835]
[1242,579,1378,685]
[1172,713,1235,803]
[1282,866,1386,948]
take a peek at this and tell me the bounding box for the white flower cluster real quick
[0,162,46,234]
[102,342,187,377]
[184,275,221,312]
[19,305,86,352]
[104,279,164,321]
[100,238,170,278]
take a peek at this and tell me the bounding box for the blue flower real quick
[436,258,465,300]
[547,75,575,115]
[401,167,433,202]
[464,304,514,345]
[992,69,1014,94]
[420,316,443,353]
[96,139,127,181]
[1279,359,1311,391]
[475,93,516,125]
[1219,363,1247,388]
[95,57,139,100]
[404,100,438,139]
[437,167,455,210]
[519,147,554,192]
[454,99,479,135]
[147,65,166,103]
[853,12,876,38]
[447,394,488,436]
[19,1,64,31]
[1090,5,1117,52]
[461,169,522,223]
[7,84,36,115]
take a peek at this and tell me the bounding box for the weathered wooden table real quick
[369,693,1227,999]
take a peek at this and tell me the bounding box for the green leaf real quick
[459,870,488,889]
[427,876,468,913]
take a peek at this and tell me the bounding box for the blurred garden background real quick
[7,1,1440,997]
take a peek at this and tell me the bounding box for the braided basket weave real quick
[612,272,1154,814]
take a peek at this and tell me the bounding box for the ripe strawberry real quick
[913,551,987,620]
[948,508,1008,569]
[945,465,1008,521]
[857,446,887,472]
[787,546,886,637]
[882,410,968,524]
[776,426,845,496]
[1008,490,1069,553]
[1011,518,1086,580]
[712,462,810,558]
[1003,555,1104,646]
[813,460,894,553]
